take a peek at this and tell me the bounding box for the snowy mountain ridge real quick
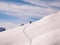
[0,11,60,45]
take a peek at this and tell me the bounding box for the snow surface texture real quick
[0,11,60,45]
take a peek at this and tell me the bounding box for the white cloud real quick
[0,21,18,29]
[0,2,58,18]
[24,0,60,9]
[24,0,50,7]
[50,2,60,7]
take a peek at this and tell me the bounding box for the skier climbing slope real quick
[25,12,60,40]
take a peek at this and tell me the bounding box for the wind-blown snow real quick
[0,11,60,45]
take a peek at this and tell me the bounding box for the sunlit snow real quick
[0,12,60,45]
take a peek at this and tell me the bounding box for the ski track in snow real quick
[23,23,32,45]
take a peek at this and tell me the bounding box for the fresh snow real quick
[0,12,60,45]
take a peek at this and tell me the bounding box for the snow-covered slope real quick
[0,12,60,45]
[32,29,60,45]
[25,11,60,39]
[0,23,30,45]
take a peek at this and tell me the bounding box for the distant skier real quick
[29,21,32,24]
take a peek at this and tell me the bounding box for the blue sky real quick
[0,0,60,29]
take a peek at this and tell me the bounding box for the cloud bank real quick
[0,2,58,19]
[0,0,60,28]
[0,22,18,29]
